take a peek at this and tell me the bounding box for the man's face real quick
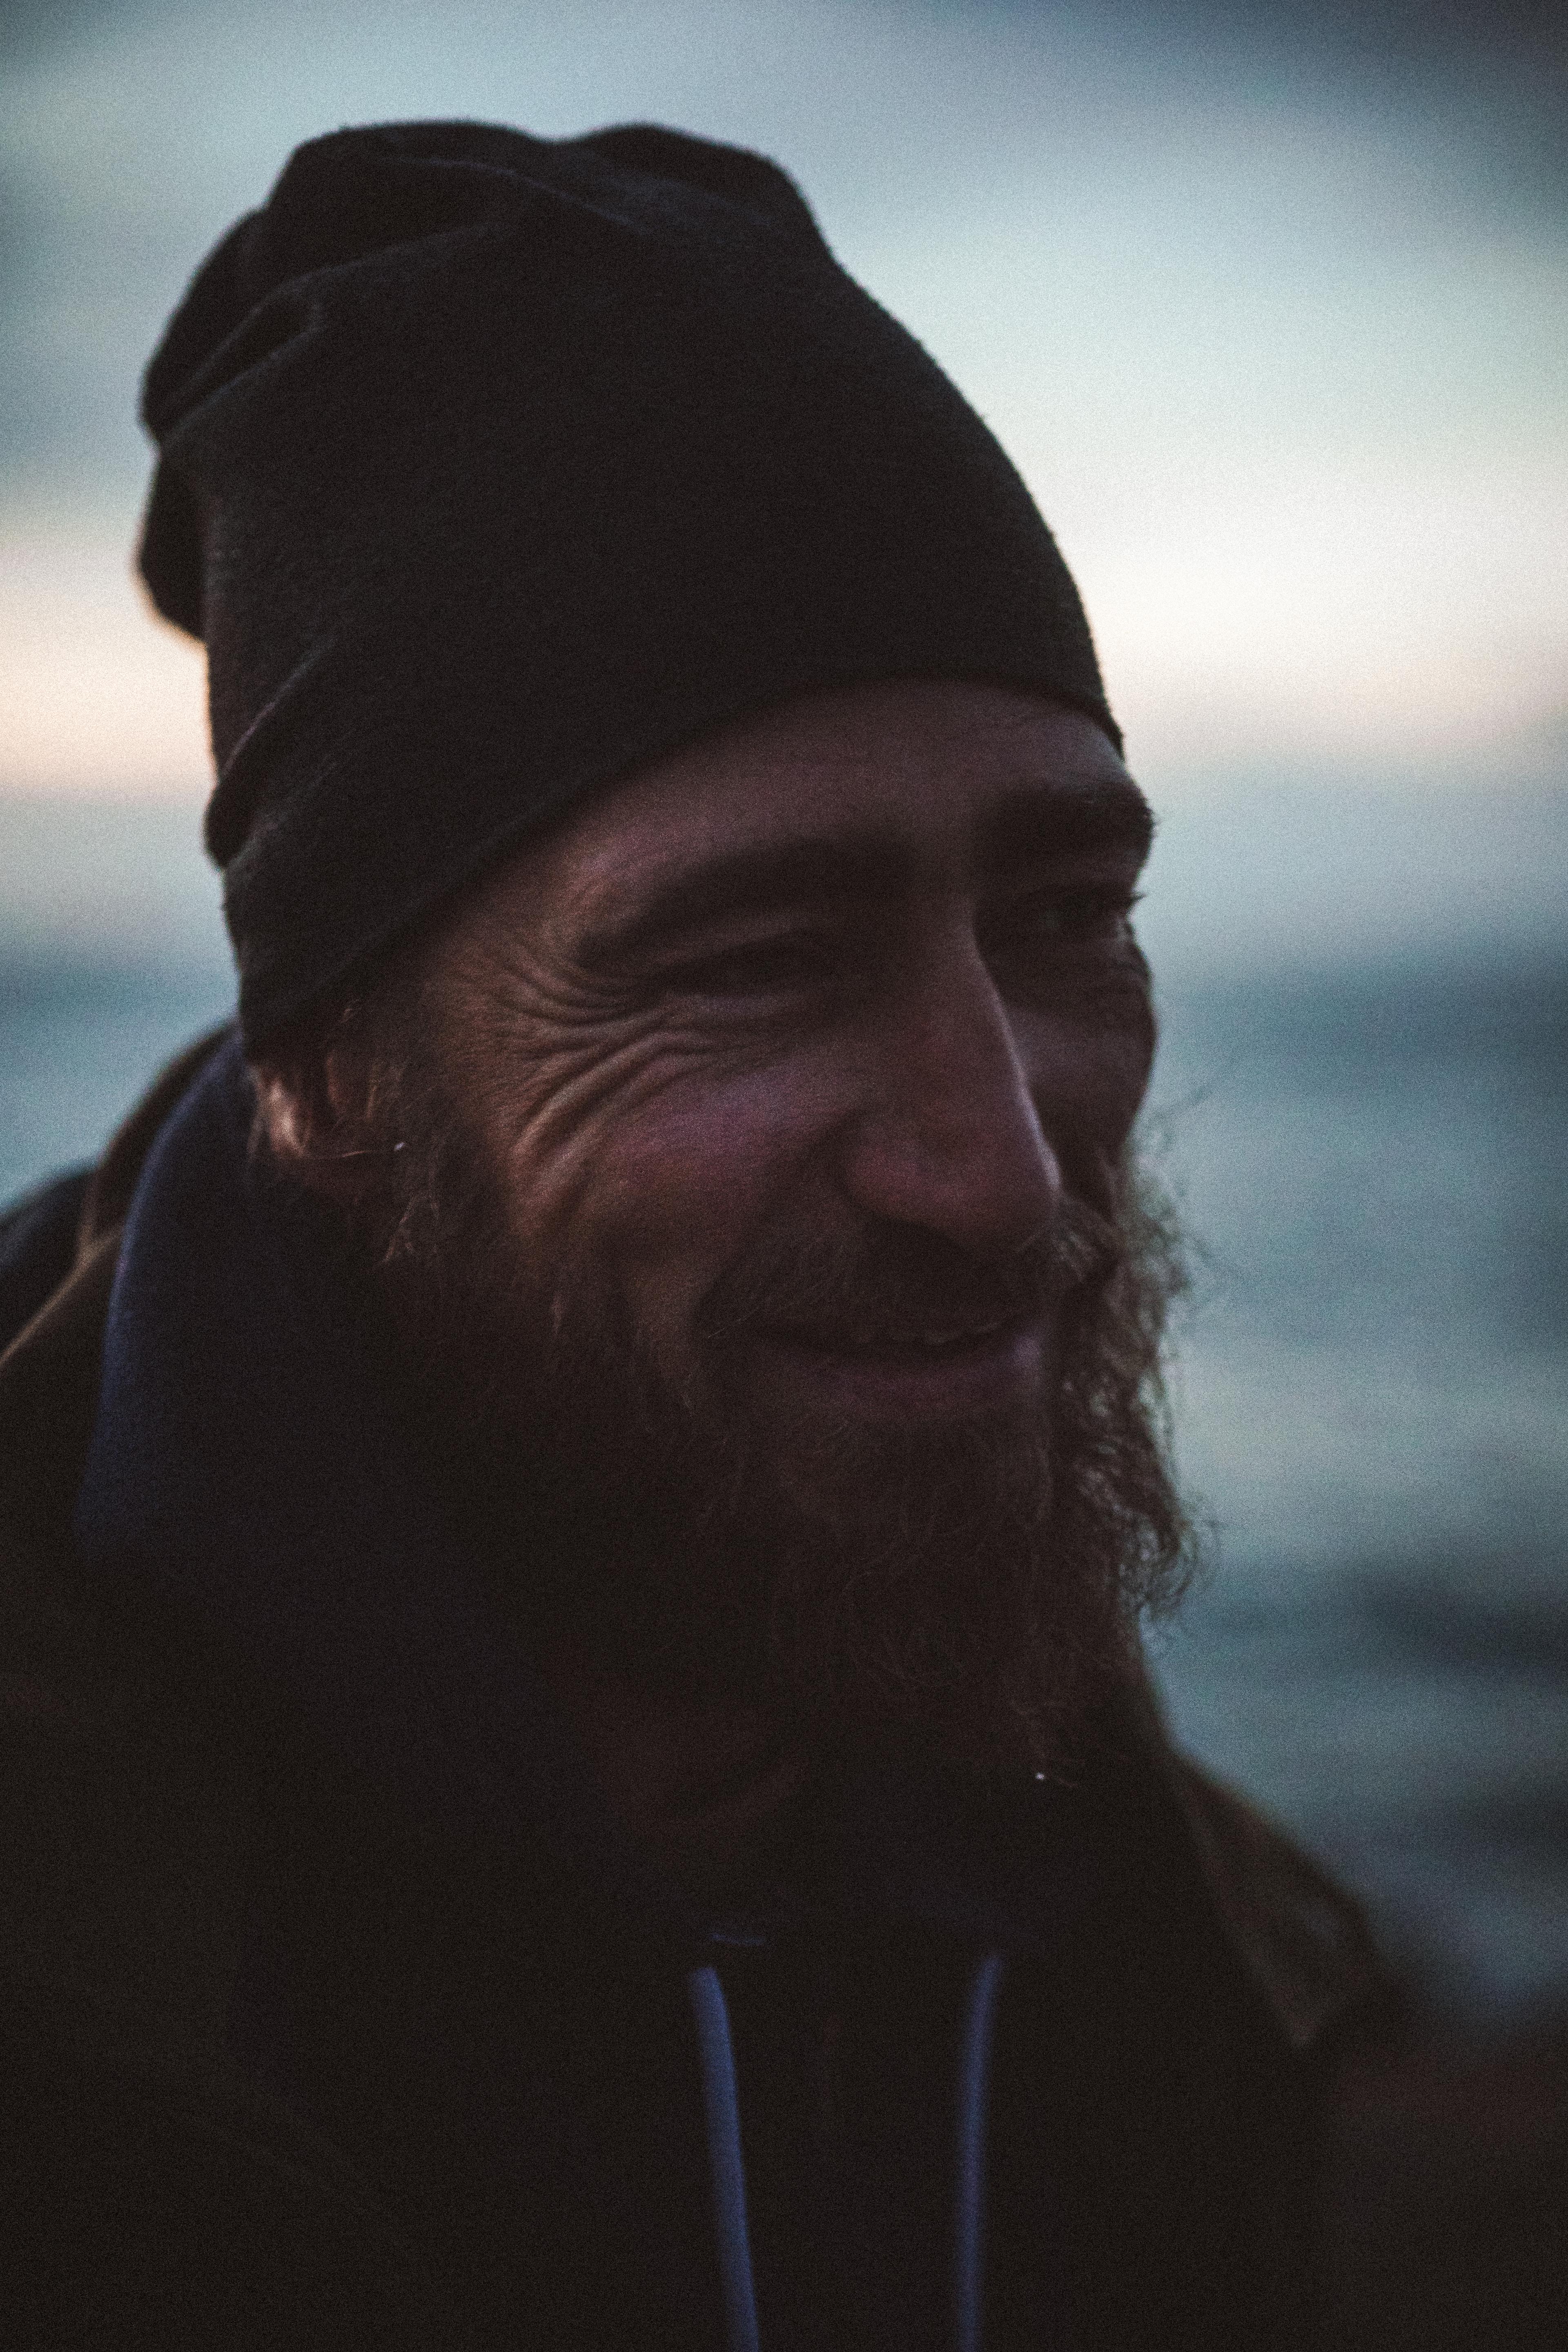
[339,678,1175,1764]
[410,678,1151,1436]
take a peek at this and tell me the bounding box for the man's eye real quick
[981,886,1141,955]
[660,932,835,999]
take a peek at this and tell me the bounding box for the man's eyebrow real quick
[574,837,911,965]
[979,778,1154,869]
[575,778,1153,966]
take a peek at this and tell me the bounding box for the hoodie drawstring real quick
[690,1948,1007,2352]
[953,1950,1006,2352]
[689,1965,762,2352]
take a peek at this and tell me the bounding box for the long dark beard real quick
[350,1050,1194,1785]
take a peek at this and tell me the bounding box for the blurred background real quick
[2,0,1565,2032]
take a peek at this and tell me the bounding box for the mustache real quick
[698,1194,1125,1353]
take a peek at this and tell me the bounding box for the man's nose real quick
[835,942,1063,1258]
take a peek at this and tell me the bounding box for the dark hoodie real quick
[0,1038,1388,2350]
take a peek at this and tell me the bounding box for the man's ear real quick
[249,1041,385,1207]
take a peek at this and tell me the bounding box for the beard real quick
[342,1046,1193,1786]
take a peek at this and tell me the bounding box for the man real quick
[0,122,1386,2349]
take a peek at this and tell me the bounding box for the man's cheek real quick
[587,1088,815,1377]
[593,1065,825,1260]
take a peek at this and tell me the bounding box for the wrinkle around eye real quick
[443,934,639,1044]
[488,1010,787,1174]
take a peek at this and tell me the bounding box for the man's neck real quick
[543,1650,811,1908]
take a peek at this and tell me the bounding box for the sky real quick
[2,0,1565,806]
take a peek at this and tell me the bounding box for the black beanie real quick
[140,119,1118,1046]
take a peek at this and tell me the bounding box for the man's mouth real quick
[747,1310,1049,1421]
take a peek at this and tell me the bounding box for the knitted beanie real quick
[140,118,1117,1044]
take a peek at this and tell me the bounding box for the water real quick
[1148,956,1568,2027]
[3,792,1566,2031]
